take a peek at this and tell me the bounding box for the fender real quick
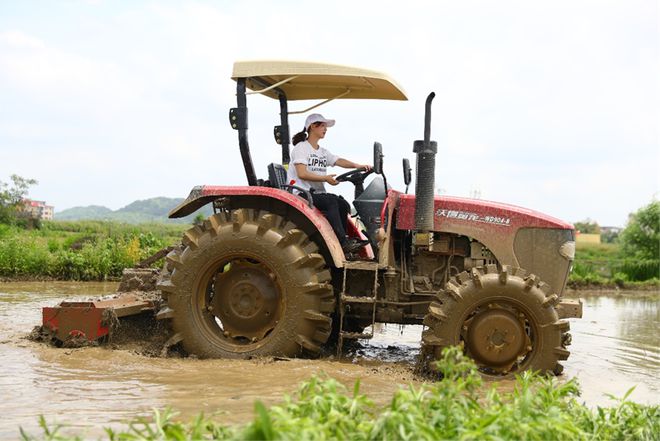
[169,185,347,267]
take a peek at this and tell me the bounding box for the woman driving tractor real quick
[287,113,371,254]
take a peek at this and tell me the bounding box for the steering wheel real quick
[335,167,373,184]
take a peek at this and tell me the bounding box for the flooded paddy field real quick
[0,282,658,438]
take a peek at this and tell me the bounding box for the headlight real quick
[559,241,575,260]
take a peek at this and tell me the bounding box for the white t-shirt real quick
[287,140,339,193]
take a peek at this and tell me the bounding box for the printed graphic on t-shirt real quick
[307,152,328,173]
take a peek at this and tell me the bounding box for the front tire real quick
[420,265,570,377]
[159,209,335,358]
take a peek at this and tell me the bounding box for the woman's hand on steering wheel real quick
[324,174,339,186]
[335,166,373,184]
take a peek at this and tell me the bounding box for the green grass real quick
[19,347,660,440]
[2,221,658,285]
[570,241,659,287]
[0,220,187,281]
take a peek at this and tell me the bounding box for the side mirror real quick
[402,158,412,186]
[373,142,383,175]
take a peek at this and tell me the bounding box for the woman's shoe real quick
[342,238,369,254]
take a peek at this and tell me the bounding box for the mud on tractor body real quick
[42,61,582,377]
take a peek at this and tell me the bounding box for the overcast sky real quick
[1,0,657,227]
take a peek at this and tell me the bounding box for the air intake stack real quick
[413,92,437,231]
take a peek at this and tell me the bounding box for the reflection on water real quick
[0,282,657,438]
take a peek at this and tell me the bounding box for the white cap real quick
[304,113,335,130]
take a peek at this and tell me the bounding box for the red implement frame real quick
[42,295,154,342]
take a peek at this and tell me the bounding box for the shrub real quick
[0,220,186,280]
[619,200,660,281]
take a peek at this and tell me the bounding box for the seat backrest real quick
[267,163,288,188]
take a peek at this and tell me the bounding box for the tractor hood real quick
[396,195,573,232]
[396,194,574,291]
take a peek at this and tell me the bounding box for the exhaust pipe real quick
[413,92,437,231]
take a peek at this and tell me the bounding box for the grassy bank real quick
[0,221,187,281]
[570,242,659,289]
[1,221,658,287]
[20,348,659,440]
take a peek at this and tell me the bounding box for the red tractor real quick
[151,60,582,377]
[41,61,582,377]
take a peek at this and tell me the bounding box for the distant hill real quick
[55,197,212,224]
[54,205,113,220]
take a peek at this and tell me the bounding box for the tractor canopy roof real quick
[232,60,408,101]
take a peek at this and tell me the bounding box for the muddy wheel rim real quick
[461,301,534,375]
[199,256,283,347]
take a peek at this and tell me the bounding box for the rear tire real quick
[159,209,335,358]
[420,265,570,377]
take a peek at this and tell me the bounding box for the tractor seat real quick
[267,163,313,207]
[267,163,288,188]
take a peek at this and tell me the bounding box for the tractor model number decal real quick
[435,209,511,226]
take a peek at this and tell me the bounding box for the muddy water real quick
[1,283,658,438]
[564,291,660,404]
